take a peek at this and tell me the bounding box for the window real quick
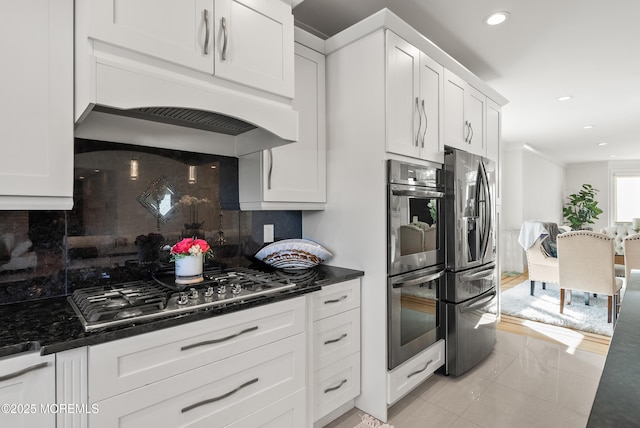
[614,175,640,222]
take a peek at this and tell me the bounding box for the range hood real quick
[74,57,299,157]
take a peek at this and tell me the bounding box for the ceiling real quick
[292,0,640,165]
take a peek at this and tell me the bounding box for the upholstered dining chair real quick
[557,231,623,324]
[624,234,640,283]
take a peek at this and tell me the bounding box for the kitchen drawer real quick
[387,339,444,405]
[89,296,305,402]
[225,388,306,428]
[90,333,305,428]
[313,352,360,422]
[313,308,360,370]
[312,279,360,321]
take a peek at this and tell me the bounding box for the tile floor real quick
[324,329,606,428]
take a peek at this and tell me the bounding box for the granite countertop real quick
[0,264,363,358]
[587,270,640,427]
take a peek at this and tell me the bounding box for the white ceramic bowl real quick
[254,239,332,270]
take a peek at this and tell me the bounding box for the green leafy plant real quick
[562,184,603,230]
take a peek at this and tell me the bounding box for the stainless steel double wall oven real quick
[387,160,445,370]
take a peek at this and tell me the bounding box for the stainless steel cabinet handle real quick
[0,361,48,382]
[324,295,347,304]
[203,10,210,55]
[181,326,258,351]
[324,333,348,345]
[221,16,228,61]
[182,377,258,412]
[407,359,433,378]
[464,121,471,143]
[415,97,421,147]
[324,379,347,393]
[267,149,273,190]
[421,99,427,148]
[468,122,474,143]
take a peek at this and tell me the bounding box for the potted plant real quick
[562,184,603,230]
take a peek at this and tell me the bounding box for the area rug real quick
[500,280,619,336]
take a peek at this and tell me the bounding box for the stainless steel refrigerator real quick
[443,147,498,376]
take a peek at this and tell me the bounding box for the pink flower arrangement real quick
[170,238,213,261]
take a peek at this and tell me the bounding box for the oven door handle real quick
[392,269,445,288]
[460,290,497,314]
[460,266,495,282]
[391,187,444,199]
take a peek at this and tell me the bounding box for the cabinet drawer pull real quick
[182,377,258,413]
[0,361,48,382]
[324,379,347,394]
[324,295,348,304]
[221,16,228,61]
[203,9,210,55]
[415,97,421,147]
[181,326,258,351]
[407,359,433,378]
[324,333,348,345]
[267,148,273,190]
[421,99,427,148]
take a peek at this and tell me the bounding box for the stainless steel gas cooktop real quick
[68,267,297,331]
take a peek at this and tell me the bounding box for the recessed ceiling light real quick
[557,96,573,102]
[597,142,608,146]
[484,11,510,26]
[584,125,595,129]
[609,154,617,158]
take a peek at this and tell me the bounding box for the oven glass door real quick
[389,185,444,275]
[388,265,445,370]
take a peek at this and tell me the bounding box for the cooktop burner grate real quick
[68,267,298,331]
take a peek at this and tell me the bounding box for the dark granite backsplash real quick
[0,139,302,305]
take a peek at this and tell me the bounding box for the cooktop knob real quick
[232,283,242,295]
[204,286,215,298]
[217,284,226,295]
[177,292,188,305]
[188,288,199,299]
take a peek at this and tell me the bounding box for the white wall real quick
[500,144,565,273]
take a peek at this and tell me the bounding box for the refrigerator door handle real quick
[477,161,492,260]
[392,269,446,288]
[459,266,495,282]
[460,290,497,314]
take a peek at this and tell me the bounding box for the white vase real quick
[175,253,204,284]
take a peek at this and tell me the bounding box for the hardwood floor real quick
[499,272,611,355]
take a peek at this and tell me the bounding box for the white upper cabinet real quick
[386,31,443,160]
[239,34,326,210]
[486,98,501,163]
[0,0,73,209]
[444,70,486,156]
[87,0,294,98]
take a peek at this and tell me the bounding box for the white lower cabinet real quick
[309,279,362,424]
[87,296,306,428]
[0,352,56,428]
[90,334,305,428]
[387,339,444,405]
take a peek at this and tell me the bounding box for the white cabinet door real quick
[87,0,293,97]
[386,31,421,159]
[239,37,326,210]
[0,353,55,428]
[466,85,486,156]
[0,0,73,209]
[418,52,444,157]
[444,69,486,156]
[443,70,467,151]
[486,98,501,163]
[215,0,294,97]
[89,0,214,73]
[386,32,443,161]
